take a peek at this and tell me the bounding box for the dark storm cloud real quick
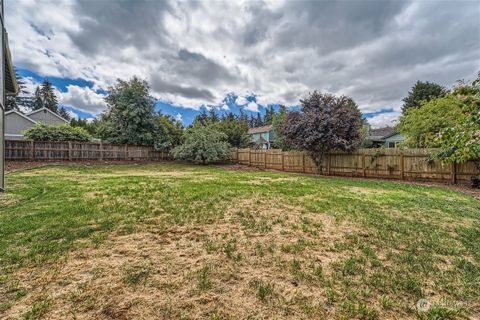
[151,75,215,101]
[272,0,409,55]
[7,0,480,126]
[173,49,238,85]
[68,0,172,55]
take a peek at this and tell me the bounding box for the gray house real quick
[5,107,69,140]
[1,3,18,192]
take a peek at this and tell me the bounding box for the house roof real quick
[5,109,37,124]
[368,127,398,141]
[27,107,69,123]
[4,32,18,95]
[248,125,273,134]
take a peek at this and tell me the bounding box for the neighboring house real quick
[1,3,18,192]
[367,127,404,148]
[5,107,69,140]
[248,125,274,149]
[384,132,405,148]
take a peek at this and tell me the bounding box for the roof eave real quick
[4,32,18,95]
[27,107,69,123]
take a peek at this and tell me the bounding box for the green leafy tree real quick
[99,77,158,145]
[433,75,480,164]
[24,124,92,142]
[154,114,184,150]
[402,81,446,114]
[70,118,102,137]
[399,94,464,148]
[172,125,231,164]
[272,105,290,150]
[215,112,250,148]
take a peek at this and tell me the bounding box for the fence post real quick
[302,153,306,173]
[99,142,103,161]
[264,151,267,169]
[362,153,366,177]
[124,145,128,160]
[451,161,457,184]
[68,141,72,161]
[248,149,251,166]
[31,141,35,161]
[327,154,331,175]
[400,153,405,180]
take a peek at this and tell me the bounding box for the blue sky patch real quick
[363,108,395,119]
[17,68,95,93]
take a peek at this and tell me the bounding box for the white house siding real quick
[5,112,36,139]
[28,109,67,125]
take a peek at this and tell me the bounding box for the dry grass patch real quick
[2,163,479,319]
[3,198,365,320]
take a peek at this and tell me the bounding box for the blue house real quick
[248,125,274,149]
[368,127,404,148]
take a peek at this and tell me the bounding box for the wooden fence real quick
[5,140,172,161]
[231,148,479,184]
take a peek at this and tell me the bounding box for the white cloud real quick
[66,110,78,119]
[174,113,183,122]
[236,96,249,106]
[367,111,402,129]
[245,101,259,112]
[6,0,479,128]
[20,76,41,96]
[58,85,107,114]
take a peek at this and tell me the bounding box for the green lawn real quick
[0,163,479,319]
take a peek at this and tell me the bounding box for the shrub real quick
[432,76,480,164]
[171,125,231,164]
[24,124,92,142]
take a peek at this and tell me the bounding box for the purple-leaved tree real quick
[281,91,362,173]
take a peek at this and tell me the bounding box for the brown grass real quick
[4,198,363,320]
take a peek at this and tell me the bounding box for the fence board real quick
[5,140,173,162]
[231,148,479,185]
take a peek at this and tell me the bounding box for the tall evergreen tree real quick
[39,79,59,112]
[31,79,60,112]
[5,70,30,111]
[402,81,446,114]
[32,87,44,110]
[263,105,275,125]
[208,109,219,123]
[255,113,263,127]
[58,107,71,121]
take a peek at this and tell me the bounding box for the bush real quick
[171,125,231,164]
[24,123,92,142]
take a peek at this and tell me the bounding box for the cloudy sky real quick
[6,0,480,127]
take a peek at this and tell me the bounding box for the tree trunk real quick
[314,154,324,175]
